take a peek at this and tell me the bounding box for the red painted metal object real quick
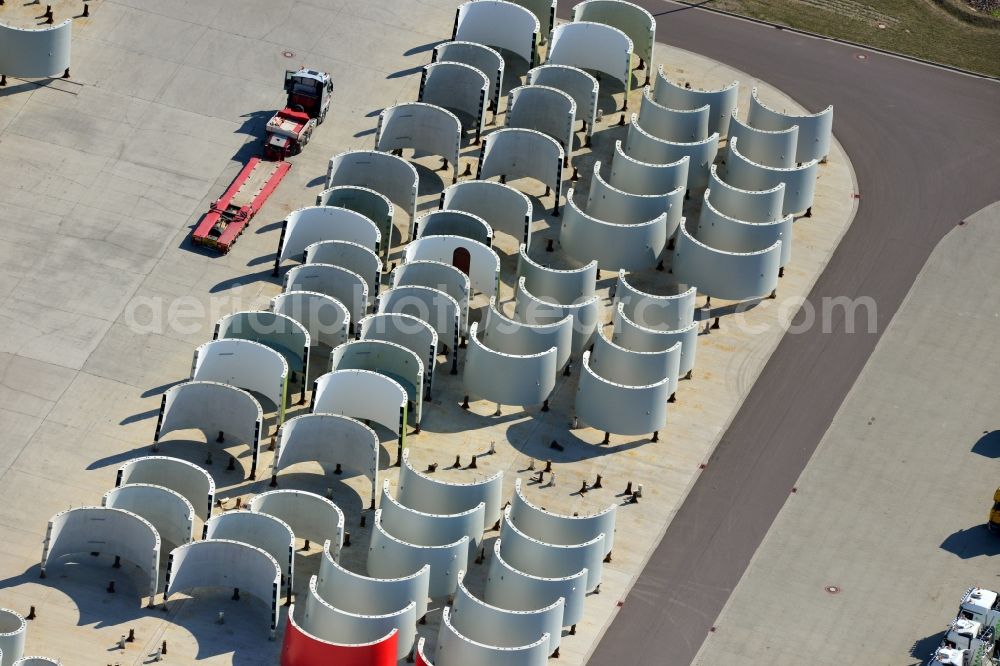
[191,157,291,254]
[280,613,398,666]
[264,107,315,160]
[415,637,434,666]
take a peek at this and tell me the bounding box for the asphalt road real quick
[573,2,1000,664]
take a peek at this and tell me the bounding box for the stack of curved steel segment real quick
[270,412,381,507]
[353,449,506,660]
[477,127,565,215]
[441,180,533,248]
[612,271,699,386]
[515,246,600,361]
[566,267,704,437]
[461,297,564,413]
[40,471,357,644]
[31,1,839,663]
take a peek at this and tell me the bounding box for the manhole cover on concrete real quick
[825,585,841,594]
[282,51,295,58]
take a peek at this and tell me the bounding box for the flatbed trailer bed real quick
[191,157,291,253]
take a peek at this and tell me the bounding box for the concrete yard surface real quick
[0,1,855,664]
[694,201,1000,665]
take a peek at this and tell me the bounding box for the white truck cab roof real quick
[960,587,999,622]
[928,646,965,666]
[293,69,329,82]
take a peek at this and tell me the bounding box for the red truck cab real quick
[283,68,333,123]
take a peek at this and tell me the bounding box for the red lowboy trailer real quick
[190,68,331,254]
[191,157,291,254]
